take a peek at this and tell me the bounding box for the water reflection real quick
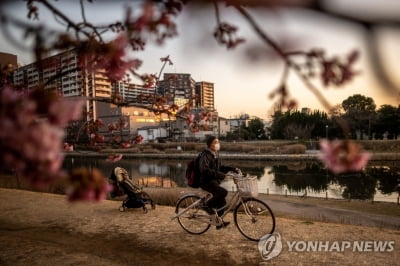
[269,161,399,202]
[59,157,400,203]
[271,162,329,193]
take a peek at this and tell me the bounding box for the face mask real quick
[214,143,220,151]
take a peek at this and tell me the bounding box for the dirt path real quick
[0,188,399,265]
[258,195,400,230]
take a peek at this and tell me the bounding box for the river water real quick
[62,157,400,203]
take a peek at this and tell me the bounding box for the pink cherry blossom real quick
[0,87,71,188]
[66,167,112,202]
[48,97,85,127]
[121,142,131,149]
[134,134,144,144]
[80,33,141,81]
[106,153,123,162]
[186,113,195,125]
[63,142,74,151]
[319,139,371,174]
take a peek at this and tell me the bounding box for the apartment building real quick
[195,81,214,110]
[0,52,17,84]
[12,50,113,120]
[9,50,226,142]
[113,81,156,104]
[0,52,17,68]
[157,73,196,106]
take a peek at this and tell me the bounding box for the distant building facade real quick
[301,107,311,114]
[96,101,171,140]
[113,81,156,104]
[8,50,245,142]
[218,117,231,137]
[195,81,215,110]
[0,52,18,84]
[157,73,196,106]
[12,49,112,120]
[137,126,168,143]
[0,52,17,68]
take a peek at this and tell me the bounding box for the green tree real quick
[373,104,400,139]
[341,94,376,139]
[270,110,330,140]
[247,118,266,140]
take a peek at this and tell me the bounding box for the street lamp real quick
[325,125,328,139]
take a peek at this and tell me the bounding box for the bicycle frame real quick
[216,190,243,219]
[172,188,249,225]
[173,174,276,241]
[171,193,203,220]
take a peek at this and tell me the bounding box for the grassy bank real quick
[86,140,400,155]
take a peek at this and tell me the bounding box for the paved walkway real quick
[258,194,400,230]
[65,151,400,161]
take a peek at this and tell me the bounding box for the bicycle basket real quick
[237,175,258,197]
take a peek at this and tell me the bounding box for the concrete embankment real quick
[65,151,400,161]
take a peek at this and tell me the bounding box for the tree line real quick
[225,94,399,141]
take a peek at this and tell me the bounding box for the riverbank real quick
[65,150,400,161]
[0,188,399,265]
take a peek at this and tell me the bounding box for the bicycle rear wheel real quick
[175,195,211,234]
[234,197,275,241]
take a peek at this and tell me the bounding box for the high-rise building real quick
[12,49,112,120]
[10,51,221,141]
[113,81,156,104]
[11,49,172,138]
[0,52,17,68]
[157,73,195,106]
[0,52,18,84]
[195,81,214,110]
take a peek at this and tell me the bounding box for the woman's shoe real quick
[216,221,230,230]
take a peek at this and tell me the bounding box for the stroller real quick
[109,167,156,213]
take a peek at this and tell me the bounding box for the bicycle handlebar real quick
[225,172,247,182]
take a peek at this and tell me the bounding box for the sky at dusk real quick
[1,0,399,120]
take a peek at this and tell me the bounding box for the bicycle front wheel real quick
[234,197,275,241]
[175,195,211,235]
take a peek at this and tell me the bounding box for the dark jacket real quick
[198,149,235,185]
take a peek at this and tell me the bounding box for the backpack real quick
[186,152,203,188]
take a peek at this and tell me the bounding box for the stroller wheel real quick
[119,205,126,212]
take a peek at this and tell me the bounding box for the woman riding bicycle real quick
[198,136,240,229]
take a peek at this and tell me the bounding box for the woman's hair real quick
[206,135,217,148]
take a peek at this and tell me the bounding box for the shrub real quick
[143,187,186,206]
[358,140,400,152]
[280,144,307,154]
[141,148,162,153]
[164,148,183,153]
[260,146,276,153]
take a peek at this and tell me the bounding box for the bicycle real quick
[171,173,275,241]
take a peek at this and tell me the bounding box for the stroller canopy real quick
[114,167,129,182]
